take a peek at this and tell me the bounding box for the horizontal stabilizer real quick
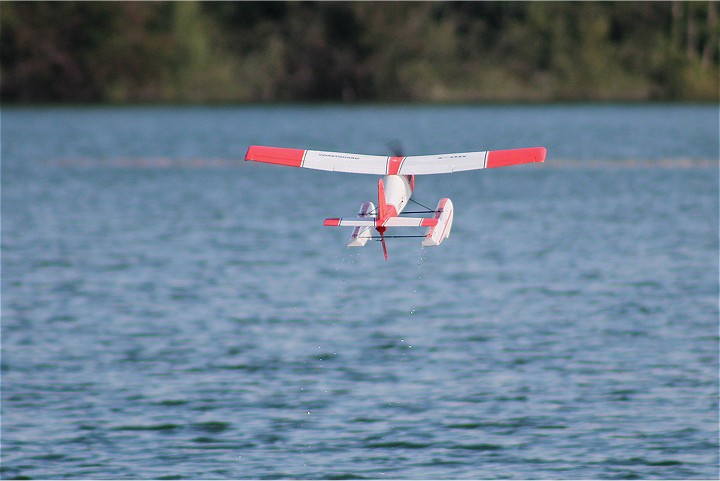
[324,218,375,227]
[383,217,438,227]
[325,217,438,228]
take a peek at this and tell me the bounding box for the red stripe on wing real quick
[486,147,546,168]
[387,156,405,175]
[245,146,306,167]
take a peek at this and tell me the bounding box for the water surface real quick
[2,105,718,479]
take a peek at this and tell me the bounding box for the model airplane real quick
[245,145,546,259]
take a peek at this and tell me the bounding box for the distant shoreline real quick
[3,3,718,104]
[2,99,719,108]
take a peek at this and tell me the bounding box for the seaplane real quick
[245,144,546,259]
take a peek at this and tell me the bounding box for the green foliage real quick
[1,1,717,103]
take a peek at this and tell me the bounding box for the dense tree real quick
[1,1,717,103]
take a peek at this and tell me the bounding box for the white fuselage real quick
[382,175,413,216]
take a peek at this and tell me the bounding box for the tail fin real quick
[377,179,389,260]
[377,178,387,221]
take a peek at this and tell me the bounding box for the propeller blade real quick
[386,140,405,157]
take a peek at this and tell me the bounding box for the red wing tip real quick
[486,146,547,168]
[245,145,305,167]
[514,146,546,162]
[324,218,341,226]
[244,146,255,161]
[420,218,439,227]
[537,147,547,163]
[244,145,267,161]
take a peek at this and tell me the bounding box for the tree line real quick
[1,1,718,103]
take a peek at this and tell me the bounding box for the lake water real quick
[2,104,718,479]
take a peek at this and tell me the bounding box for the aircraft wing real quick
[245,146,388,174]
[245,146,545,175]
[400,147,546,174]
